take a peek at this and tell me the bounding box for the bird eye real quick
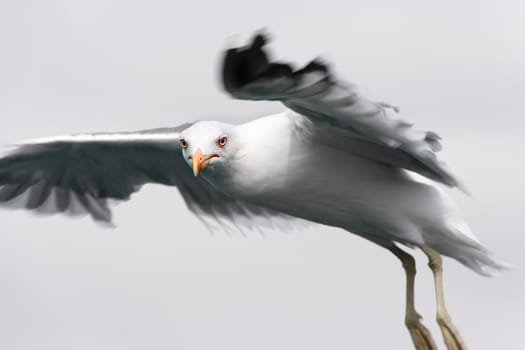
[179,139,188,149]
[217,136,228,147]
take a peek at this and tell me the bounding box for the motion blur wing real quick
[0,124,291,227]
[222,33,464,191]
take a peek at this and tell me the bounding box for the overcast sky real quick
[0,1,524,349]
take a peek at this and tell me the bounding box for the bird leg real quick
[421,245,467,350]
[389,246,438,350]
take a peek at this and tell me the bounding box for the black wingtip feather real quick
[223,32,334,93]
[251,33,267,49]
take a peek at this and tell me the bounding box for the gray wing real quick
[0,124,287,226]
[222,33,464,190]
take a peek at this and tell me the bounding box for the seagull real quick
[0,33,508,350]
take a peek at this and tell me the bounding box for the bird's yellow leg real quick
[421,245,467,350]
[389,246,438,350]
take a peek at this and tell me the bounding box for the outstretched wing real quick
[0,124,288,226]
[222,33,464,190]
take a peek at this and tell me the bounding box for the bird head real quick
[179,122,237,177]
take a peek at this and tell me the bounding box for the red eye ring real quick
[179,138,188,149]
[217,136,228,147]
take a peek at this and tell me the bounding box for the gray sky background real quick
[0,0,524,349]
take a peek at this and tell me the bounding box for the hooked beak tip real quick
[191,148,219,177]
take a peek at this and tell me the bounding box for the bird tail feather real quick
[423,227,515,276]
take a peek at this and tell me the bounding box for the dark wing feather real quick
[222,33,464,190]
[0,124,289,225]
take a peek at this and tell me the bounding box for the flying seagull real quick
[0,33,508,350]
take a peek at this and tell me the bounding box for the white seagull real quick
[0,33,508,350]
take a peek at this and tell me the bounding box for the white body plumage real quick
[187,112,499,275]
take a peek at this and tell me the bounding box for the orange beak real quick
[191,148,219,176]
